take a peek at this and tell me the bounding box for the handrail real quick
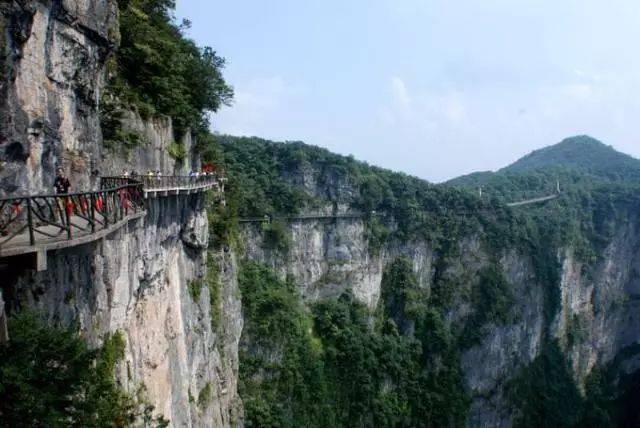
[1,182,141,201]
[0,175,223,254]
[239,212,369,223]
[506,193,559,207]
[0,182,144,249]
[101,175,222,192]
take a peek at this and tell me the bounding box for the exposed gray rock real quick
[0,0,116,196]
[100,111,200,177]
[239,208,640,428]
[0,289,7,342]
[5,195,242,426]
[0,2,241,425]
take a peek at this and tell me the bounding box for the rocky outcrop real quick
[0,289,7,342]
[239,207,640,427]
[3,194,243,426]
[555,220,640,386]
[0,1,241,426]
[0,0,117,196]
[0,0,198,197]
[100,112,200,176]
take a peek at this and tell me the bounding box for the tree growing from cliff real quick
[103,0,233,147]
[0,312,168,427]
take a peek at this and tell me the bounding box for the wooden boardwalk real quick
[0,211,146,270]
[0,176,221,270]
[238,213,366,223]
[239,193,561,223]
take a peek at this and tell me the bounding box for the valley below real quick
[1,1,640,427]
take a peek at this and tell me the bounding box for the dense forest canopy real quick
[102,0,233,148]
[449,136,640,198]
[209,134,640,427]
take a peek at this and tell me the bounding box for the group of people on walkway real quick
[120,169,156,179]
[52,167,223,196]
[188,170,217,178]
[118,169,219,179]
[2,165,224,241]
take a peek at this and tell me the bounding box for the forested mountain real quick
[207,134,640,427]
[447,136,640,206]
[504,135,640,177]
[449,136,640,201]
[3,0,640,426]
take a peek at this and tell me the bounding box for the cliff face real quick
[0,2,242,426]
[100,112,200,176]
[237,164,640,427]
[0,0,117,195]
[3,195,243,426]
[3,3,640,427]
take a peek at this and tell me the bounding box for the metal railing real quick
[139,174,220,191]
[0,183,144,249]
[101,175,222,192]
[100,176,141,190]
[0,174,223,253]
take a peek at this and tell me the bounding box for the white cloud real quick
[212,76,303,137]
[390,76,412,118]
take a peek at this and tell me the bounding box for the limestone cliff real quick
[3,2,640,427]
[235,158,640,427]
[0,2,241,426]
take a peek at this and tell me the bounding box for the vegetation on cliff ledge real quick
[238,259,468,427]
[102,0,233,148]
[0,312,168,427]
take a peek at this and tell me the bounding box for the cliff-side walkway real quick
[0,175,221,270]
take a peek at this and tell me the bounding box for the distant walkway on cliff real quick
[238,212,367,223]
[0,175,222,270]
[506,193,559,207]
[238,192,561,224]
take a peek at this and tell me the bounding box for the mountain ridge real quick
[448,135,640,189]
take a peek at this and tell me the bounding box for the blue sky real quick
[176,0,640,182]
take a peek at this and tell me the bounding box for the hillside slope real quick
[449,136,640,193]
[504,135,640,177]
[447,136,640,210]
[210,134,640,427]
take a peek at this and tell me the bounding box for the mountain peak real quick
[501,135,639,175]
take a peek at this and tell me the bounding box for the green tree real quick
[0,312,168,427]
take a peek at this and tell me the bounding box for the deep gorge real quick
[2,1,640,427]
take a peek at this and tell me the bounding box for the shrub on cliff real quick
[103,0,233,143]
[0,312,168,427]
[238,261,469,427]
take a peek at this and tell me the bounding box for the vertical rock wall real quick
[0,0,117,195]
[0,0,198,197]
[100,112,200,176]
[0,2,241,425]
[6,195,243,426]
[239,210,640,427]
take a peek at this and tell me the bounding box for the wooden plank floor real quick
[0,211,146,258]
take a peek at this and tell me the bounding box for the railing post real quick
[64,197,72,239]
[103,192,109,227]
[119,190,124,219]
[90,193,96,232]
[26,198,35,245]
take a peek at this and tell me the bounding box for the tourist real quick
[54,168,71,194]
[122,169,129,177]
